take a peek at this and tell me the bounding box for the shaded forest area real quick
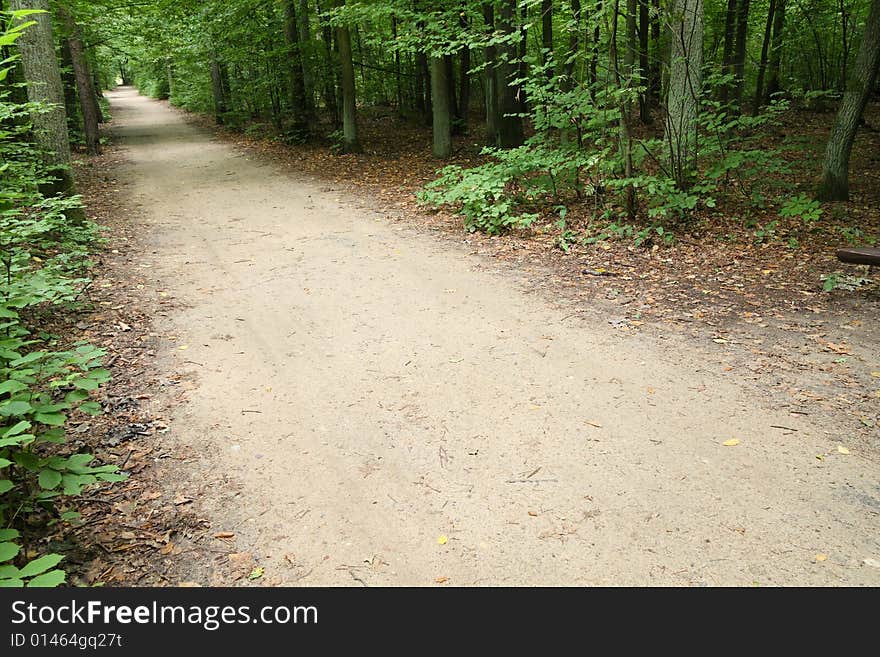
[0,0,878,587]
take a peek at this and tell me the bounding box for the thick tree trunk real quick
[430,56,452,158]
[753,0,776,112]
[58,7,100,155]
[765,0,785,102]
[665,0,704,189]
[335,4,360,153]
[497,0,524,147]
[483,3,499,145]
[9,0,76,198]
[283,0,310,140]
[817,0,880,201]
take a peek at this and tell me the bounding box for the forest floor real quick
[60,87,880,586]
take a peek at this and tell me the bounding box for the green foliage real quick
[0,18,125,588]
[779,194,823,223]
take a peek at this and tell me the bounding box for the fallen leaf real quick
[814,554,828,562]
[178,581,201,587]
[527,510,538,517]
[437,535,448,545]
[248,566,264,580]
[722,439,740,446]
[160,542,174,555]
[173,494,193,505]
[213,532,235,539]
[435,576,449,584]
[837,445,850,455]
[871,372,880,378]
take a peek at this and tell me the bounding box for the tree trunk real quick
[753,0,776,112]
[457,10,470,128]
[483,2,499,145]
[392,15,403,114]
[665,0,704,189]
[638,0,651,122]
[298,0,316,117]
[817,0,880,201]
[316,0,339,127]
[9,0,76,198]
[430,56,452,158]
[335,3,360,153]
[765,0,785,102]
[720,0,738,105]
[560,0,581,145]
[60,40,79,134]
[498,0,524,147]
[732,0,750,109]
[613,0,636,219]
[542,0,553,77]
[650,0,660,99]
[590,0,601,91]
[58,6,100,155]
[283,0,310,140]
[210,58,228,124]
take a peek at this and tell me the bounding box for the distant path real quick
[107,87,880,585]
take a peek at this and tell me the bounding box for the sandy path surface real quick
[107,87,880,586]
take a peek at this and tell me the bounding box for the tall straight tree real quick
[9,0,76,197]
[482,2,499,145]
[731,0,751,108]
[283,0,310,140]
[764,0,785,102]
[497,0,524,147]
[817,0,880,201]
[334,0,360,152]
[753,0,777,112]
[665,0,704,188]
[58,5,100,155]
[430,54,452,157]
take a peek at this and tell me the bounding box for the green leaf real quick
[1,420,31,438]
[0,433,34,448]
[0,400,32,417]
[34,412,66,426]
[64,389,90,403]
[0,542,21,562]
[0,380,27,396]
[0,480,13,494]
[19,554,64,578]
[0,578,24,587]
[0,458,11,468]
[38,469,62,490]
[0,529,20,541]
[79,401,102,416]
[0,564,20,578]
[26,569,66,588]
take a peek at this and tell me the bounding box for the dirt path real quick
[106,87,880,586]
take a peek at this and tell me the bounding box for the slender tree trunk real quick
[650,0,660,99]
[498,0,524,146]
[519,2,529,112]
[9,0,76,198]
[765,0,785,102]
[209,58,228,124]
[335,1,360,152]
[542,0,553,77]
[560,0,581,145]
[58,7,100,155]
[60,40,79,133]
[483,2,500,145]
[392,15,403,114]
[817,0,880,201]
[298,0,316,116]
[614,0,636,219]
[665,0,704,189]
[316,0,339,127]
[590,0,601,91]
[638,0,651,122]
[720,0,737,105]
[458,11,470,128]
[283,0,310,139]
[430,55,452,157]
[732,0,750,109]
[753,0,776,112]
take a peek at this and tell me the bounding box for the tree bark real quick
[720,0,737,105]
[638,0,651,122]
[9,0,76,197]
[817,0,880,201]
[58,6,100,155]
[430,55,452,158]
[316,0,339,127]
[613,0,636,219]
[732,0,750,109]
[298,0,316,117]
[765,0,785,102]
[483,2,499,145]
[335,2,360,152]
[497,0,524,147]
[283,0,310,140]
[753,0,776,112]
[541,0,553,78]
[665,0,703,189]
[209,58,228,124]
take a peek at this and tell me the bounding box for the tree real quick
[9,0,76,197]
[816,0,880,200]
[58,5,101,155]
[430,54,452,157]
[335,0,360,152]
[283,0,310,140]
[496,0,524,147]
[664,0,703,188]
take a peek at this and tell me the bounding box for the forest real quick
[0,0,878,589]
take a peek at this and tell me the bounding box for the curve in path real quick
[107,87,880,586]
